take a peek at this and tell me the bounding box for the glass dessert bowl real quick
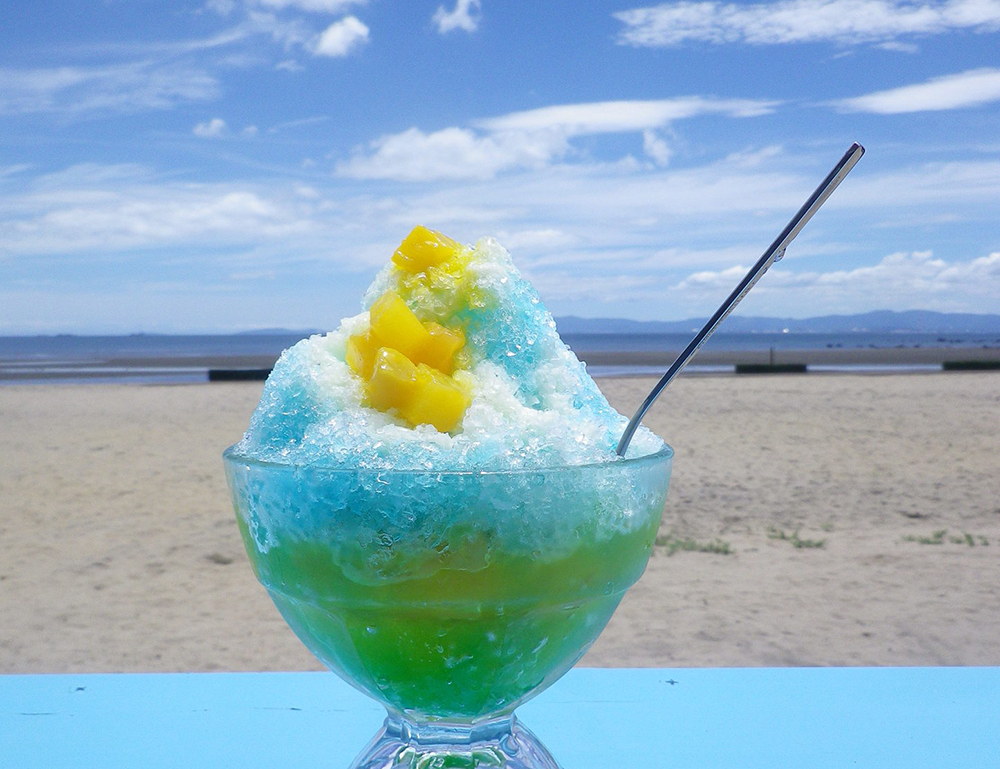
[224,443,673,769]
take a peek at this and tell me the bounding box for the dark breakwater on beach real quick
[2,332,1000,384]
[562,331,1000,353]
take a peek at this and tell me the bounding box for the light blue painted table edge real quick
[2,667,999,768]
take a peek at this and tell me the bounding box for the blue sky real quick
[2,0,999,334]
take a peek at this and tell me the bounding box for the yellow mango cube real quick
[345,329,379,379]
[391,226,462,273]
[399,365,471,433]
[367,347,418,411]
[368,290,431,363]
[419,322,465,374]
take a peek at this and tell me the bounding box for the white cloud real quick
[331,150,824,272]
[532,242,785,271]
[246,10,314,48]
[722,144,785,167]
[615,0,1000,47]
[324,149,1000,314]
[65,20,256,58]
[526,270,656,306]
[433,0,481,33]
[6,146,1000,328]
[294,184,321,198]
[255,0,366,12]
[0,62,219,116]
[207,0,237,13]
[673,249,1000,312]
[877,39,920,52]
[200,4,364,56]
[194,117,228,137]
[334,151,1000,242]
[337,97,778,181]
[833,67,1000,113]
[477,97,777,134]
[492,228,577,251]
[313,15,370,56]
[268,115,330,133]
[0,164,32,179]
[643,129,672,165]
[1,165,317,255]
[336,126,569,181]
[845,159,1000,207]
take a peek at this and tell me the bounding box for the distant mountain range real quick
[554,310,1000,335]
[7,311,1000,341]
[219,310,1000,337]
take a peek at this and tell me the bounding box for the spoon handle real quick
[616,142,865,456]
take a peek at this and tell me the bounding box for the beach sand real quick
[1,373,998,673]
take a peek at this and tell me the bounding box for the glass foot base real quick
[349,713,561,769]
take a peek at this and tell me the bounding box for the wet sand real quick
[1,373,998,672]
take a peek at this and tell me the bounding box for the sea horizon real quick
[3,327,999,385]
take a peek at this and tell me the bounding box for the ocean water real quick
[561,331,1000,353]
[0,333,310,361]
[0,333,310,385]
[2,331,998,384]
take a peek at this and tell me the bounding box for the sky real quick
[1,0,999,334]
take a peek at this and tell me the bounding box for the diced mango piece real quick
[420,322,465,374]
[367,347,418,411]
[366,348,470,433]
[351,233,473,432]
[345,329,379,379]
[391,226,463,273]
[399,365,471,433]
[369,291,431,363]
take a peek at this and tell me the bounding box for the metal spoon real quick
[616,142,866,456]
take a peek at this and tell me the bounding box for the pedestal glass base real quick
[224,445,673,767]
[350,713,561,769]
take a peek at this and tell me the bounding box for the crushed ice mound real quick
[237,234,663,470]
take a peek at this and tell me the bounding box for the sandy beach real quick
[1,372,998,673]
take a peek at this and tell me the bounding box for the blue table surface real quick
[2,667,998,768]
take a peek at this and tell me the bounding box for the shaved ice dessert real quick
[238,225,662,469]
[224,226,673,768]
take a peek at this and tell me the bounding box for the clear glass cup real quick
[224,444,673,768]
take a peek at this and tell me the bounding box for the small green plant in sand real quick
[655,533,732,556]
[903,529,988,546]
[767,527,826,549]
